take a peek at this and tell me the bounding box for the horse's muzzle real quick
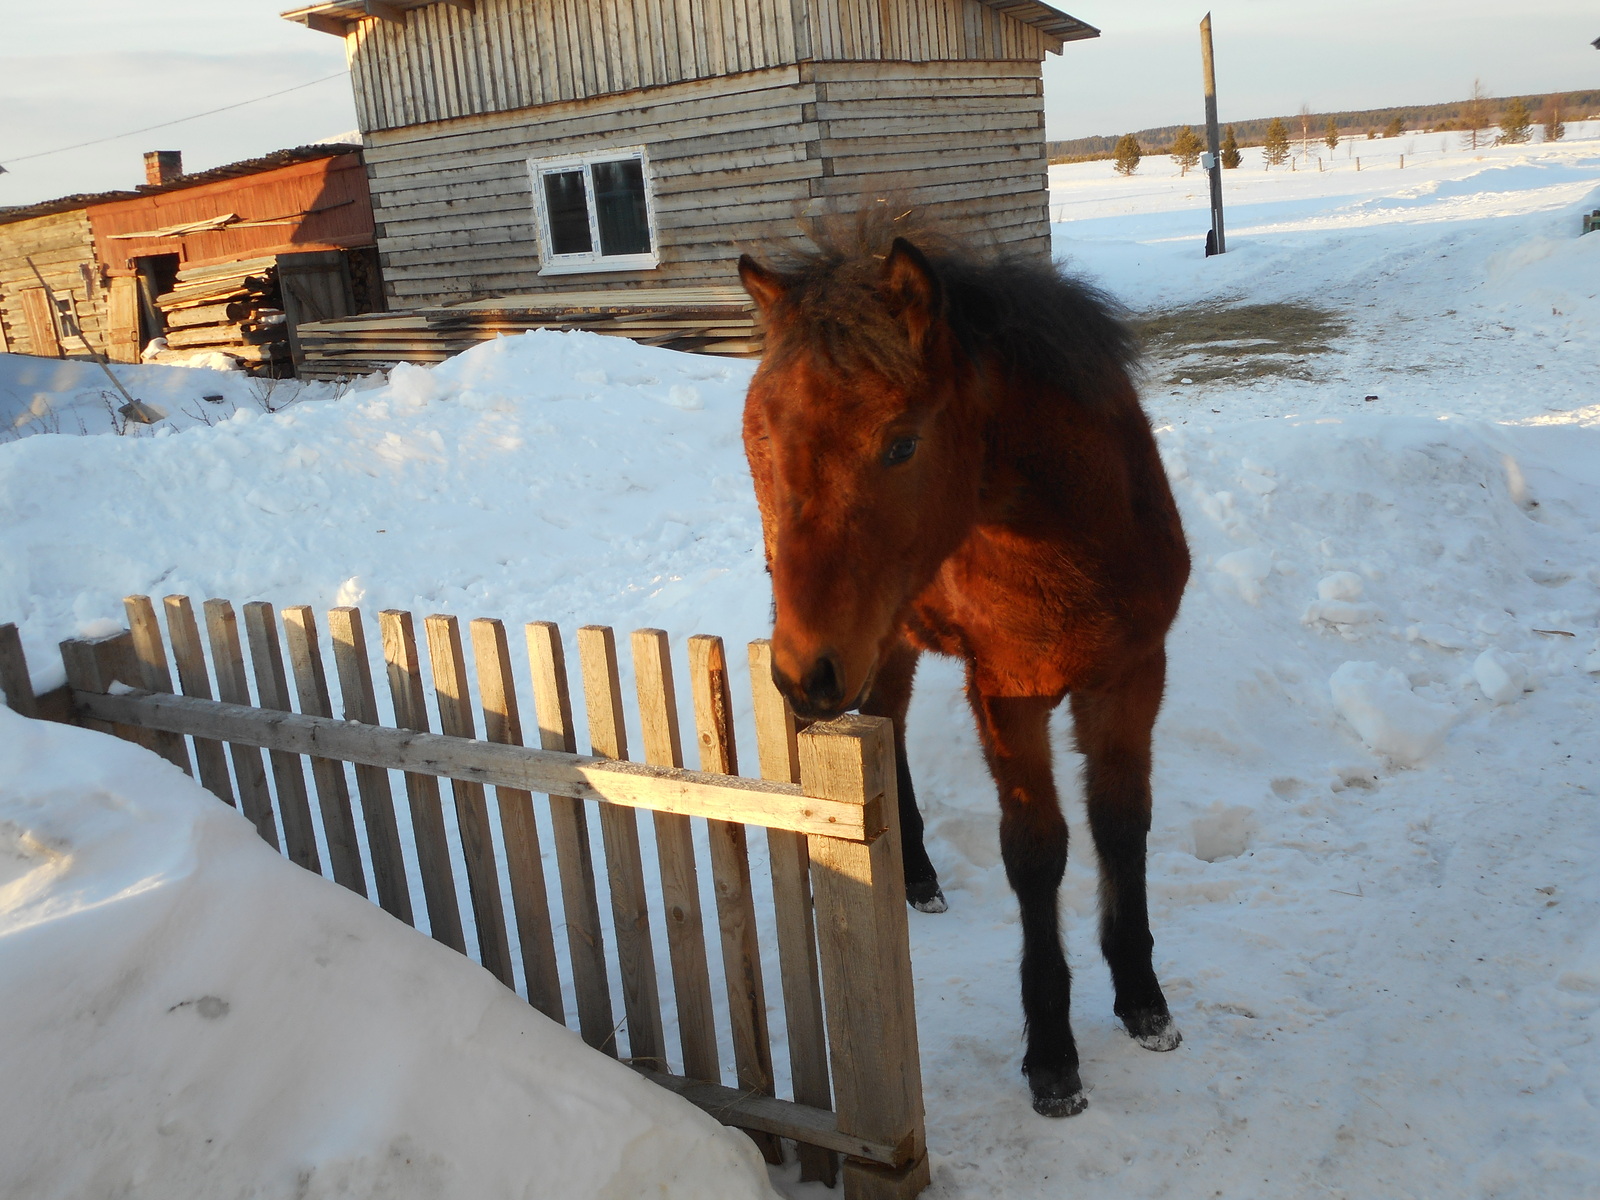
[773,648,850,721]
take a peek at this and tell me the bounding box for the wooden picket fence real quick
[0,598,929,1200]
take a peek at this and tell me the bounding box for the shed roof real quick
[283,0,1098,44]
[0,144,357,229]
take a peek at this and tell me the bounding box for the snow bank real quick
[0,706,775,1200]
[3,125,1600,1200]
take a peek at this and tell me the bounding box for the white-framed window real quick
[529,147,660,276]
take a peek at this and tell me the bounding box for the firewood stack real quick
[144,256,290,375]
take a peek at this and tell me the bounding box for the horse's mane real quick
[754,205,1141,401]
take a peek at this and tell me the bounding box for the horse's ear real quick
[738,254,788,316]
[883,237,943,353]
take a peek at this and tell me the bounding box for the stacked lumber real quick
[144,257,291,374]
[293,286,761,379]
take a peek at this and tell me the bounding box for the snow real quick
[3,123,1600,1198]
[0,707,775,1200]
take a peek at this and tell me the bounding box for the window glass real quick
[542,170,593,255]
[590,159,652,256]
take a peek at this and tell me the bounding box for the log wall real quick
[0,210,105,360]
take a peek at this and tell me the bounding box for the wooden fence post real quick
[799,715,929,1200]
[0,623,38,718]
[59,631,142,741]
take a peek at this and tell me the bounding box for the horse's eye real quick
[884,437,919,466]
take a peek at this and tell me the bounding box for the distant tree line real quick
[1048,89,1599,165]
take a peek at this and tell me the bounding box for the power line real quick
[0,72,348,170]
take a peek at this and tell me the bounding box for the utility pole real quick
[1200,13,1226,255]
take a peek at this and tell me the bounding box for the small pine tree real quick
[1462,79,1491,150]
[1496,96,1532,145]
[1263,117,1291,167]
[1542,97,1566,142]
[1384,116,1404,138]
[1170,125,1204,175]
[1221,125,1242,169]
[1324,115,1340,151]
[1112,133,1142,176]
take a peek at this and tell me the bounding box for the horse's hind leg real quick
[1070,648,1181,1051]
[968,688,1084,1117]
[862,640,945,912]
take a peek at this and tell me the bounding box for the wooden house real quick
[0,145,385,373]
[282,0,1097,314]
[0,203,110,360]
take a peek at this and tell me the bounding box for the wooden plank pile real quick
[144,256,291,374]
[292,286,761,379]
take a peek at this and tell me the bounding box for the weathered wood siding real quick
[344,0,1056,132]
[812,59,1048,256]
[0,210,105,359]
[90,154,376,276]
[366,60,1046,306]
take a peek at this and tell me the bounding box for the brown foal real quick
[737,215,1190,1117]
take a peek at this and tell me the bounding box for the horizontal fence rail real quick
[0,599,929,1200]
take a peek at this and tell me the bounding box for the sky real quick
[1,1,1596,207]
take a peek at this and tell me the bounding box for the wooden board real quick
[577,624,667,1071]
[631,628,719,1083]
[424,613,516,986]
[688,633,782,1163]
[470,617,565,1021]
[282,605,369,895]
[202,599,279,847]
[328,606,414,922]
[749,638,836,1185]
[525,620,616,1050]
[243,602,323,873]
[380,608,467,951]
[121,595,192,775]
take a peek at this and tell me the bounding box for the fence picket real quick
[577,624,667,1071]
[281,606,368,895]
[526,620,616,1052]
[689,634,782,1164]
[748,638,835,1186]
[163,596,236,806]
[379,608,466,952]
[470,617,565,1022]
[243,602,322,873]
[631,628,719,1083]
[202,599,278,848]
[121,595,192,775]
[425,613,516,986]
[328,607,413,923]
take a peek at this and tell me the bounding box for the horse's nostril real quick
[801,651,846,712]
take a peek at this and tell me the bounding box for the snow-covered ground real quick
[2,123,1599,1199]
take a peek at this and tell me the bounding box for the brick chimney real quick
[144,150,183,187]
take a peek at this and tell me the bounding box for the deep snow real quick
[2,124,1599,1199]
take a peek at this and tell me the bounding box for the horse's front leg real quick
[968,687,1083,1117]
[1070,648,1181,1051]
[861,639,946,912]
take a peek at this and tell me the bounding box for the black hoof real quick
[906,877,947,913]
[1024,1063,1087,1118]
[1120,1007,1182,1052]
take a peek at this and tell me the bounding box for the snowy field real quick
[3,123,1599,1199]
